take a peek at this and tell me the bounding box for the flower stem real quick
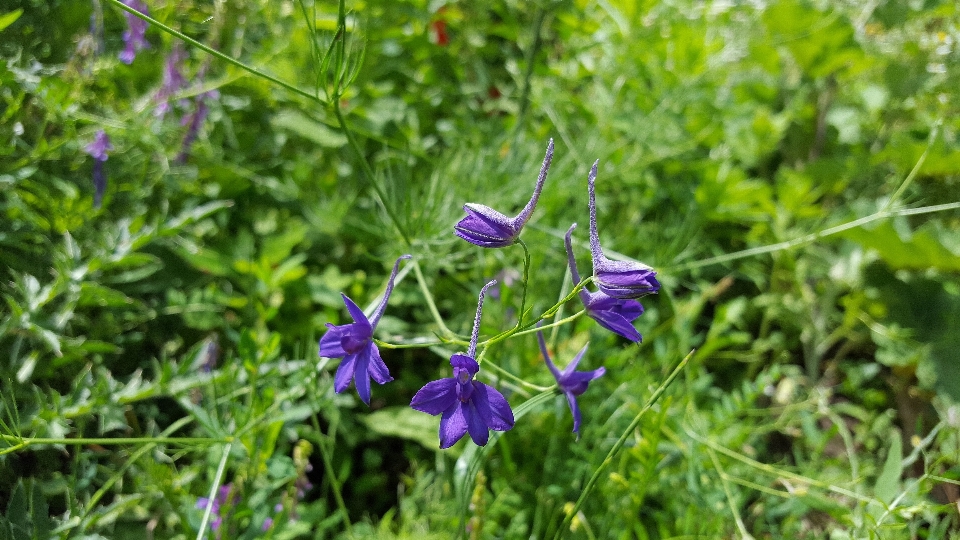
[197,441,233,540]
[515,239,532,329]
[104,0,322,104]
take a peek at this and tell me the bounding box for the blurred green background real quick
[1,0,960,538]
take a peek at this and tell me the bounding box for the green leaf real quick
[874,432,902,504]
[6,481,27,535]
[843,220,960,272]
[29,481,50,540]
[0,9,23,32]
[272,110,347,147]
[362,406,443,450]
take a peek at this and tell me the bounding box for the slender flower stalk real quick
[318,255,411,405]
[588,160,661,299]
[411,281,515,448]
[454,139,554,247]
[537,325,605,439]
[565,224,644,342]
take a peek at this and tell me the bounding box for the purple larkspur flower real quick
[155,42,189,117]
[454,139,554,247]
[411,280,515,448]
[565,223,644,342]
[587,160,661,299]
[84,130,113,208]
[319,255,411,405]
[118,0,150,65]
[537,326,605,439]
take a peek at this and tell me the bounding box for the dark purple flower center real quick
[341,334,369,355]
[453,367,475,402]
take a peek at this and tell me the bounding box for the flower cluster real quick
[319,140,659,448]
[119,0,150,65]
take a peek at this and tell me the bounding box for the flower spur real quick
[454,139,554,248]
[587,160,661,299]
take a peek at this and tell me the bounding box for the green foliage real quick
[1,0,959,538]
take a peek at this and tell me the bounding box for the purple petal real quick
[366,343,393,385]
[410,378,459,415]
[561,344,590,377]
[537,330,563,381]
[341,294,372,330]
[354,350,371,405]
[439,402,469,449]
[333,353,358,393]
[471,382,515,431]
[464,399,490,446]
[319,324,347,358]
[369,254,411,327]
[457,204,517,240]
[454,229,516,248]
[561,367,606,396]
[449,354,479,374]
[564,391,583,438]
[588,308,642,342]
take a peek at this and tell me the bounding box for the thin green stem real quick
[669,201,960,273]
[332,102,412,246]
[511,310,585,339]
[554,350,693,539]
[881,119,940,213]
[373,337,445,349]
[197,442,233,540]
[706,447,756,540]
[104,0,322,105]
[515,239,532,329]
[0,434,230,452]
[482,360,554,392]
[306,377,352,533]
[412,260,455,338]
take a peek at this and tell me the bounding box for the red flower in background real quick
[430,7,449,46]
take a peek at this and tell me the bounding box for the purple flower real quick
[587,160,661,299]
[319,255,411,405]
[537,327,605,439]
[196,483,237,532]
[454,139,554,247]
[175,90,217,164]
[155,42,189,117]
[84,130,113,208]
[565,223,644,342]
[118,0,150,65]
[411,280,515,448]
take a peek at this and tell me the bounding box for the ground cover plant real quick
[2,0,960,538]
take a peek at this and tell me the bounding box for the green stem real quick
[307,379,352,534]
[881,119,940,213]
[104,0,322,104]
[515,239,532,329]
[412,260,456,338]
[554,350,693,539]
[332,102,412,246]
[511,310,585,339]
[482,360,554,393]
[669,201,960,273]
[197,442,233,540]
[0,433,230,453]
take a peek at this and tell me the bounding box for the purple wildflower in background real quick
[155,42,188,117]
[175,90,219,164]
[196,483,237,532]
[84,129,113,208]
[319,255,411,405]
[565,223,644,342]
[118,0,150,64]
[537,325,605,439]
[411,280,515,449]
[454,139,554,247]
[587,160,661,299]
